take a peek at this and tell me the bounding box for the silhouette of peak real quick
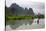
[29,8,33,11]
[10,3,19,8]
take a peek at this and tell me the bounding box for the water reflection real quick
[10,19,33,29]
[6,18,45,31]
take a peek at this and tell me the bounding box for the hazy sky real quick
[6,0,45,15]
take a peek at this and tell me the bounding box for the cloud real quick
[6,0,44,7]
[6,0,45,14]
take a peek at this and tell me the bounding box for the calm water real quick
[6,18,45,31]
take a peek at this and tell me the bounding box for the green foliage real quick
[6,15,44,20]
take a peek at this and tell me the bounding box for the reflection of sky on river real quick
[6,19,45,31]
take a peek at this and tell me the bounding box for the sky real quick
[6,0,45,15]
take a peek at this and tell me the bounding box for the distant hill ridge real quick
[6,3,34,16]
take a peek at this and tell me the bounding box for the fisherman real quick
[37,19,39,24]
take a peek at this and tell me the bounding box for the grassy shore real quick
[6,16,44,20]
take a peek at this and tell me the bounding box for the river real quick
[6,18,45,31]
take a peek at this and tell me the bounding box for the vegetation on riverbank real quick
[6,15,44,20]
[6,15,44,25]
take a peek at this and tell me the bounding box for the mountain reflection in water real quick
[6,19,45,31]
